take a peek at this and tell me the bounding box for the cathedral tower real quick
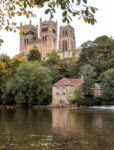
[20,20,38,55]
[40,19,57,56]
[19,19,79,60]
[59,25,76,52]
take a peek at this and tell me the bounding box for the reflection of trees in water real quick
[0,108,52,149]
[0,108,114,150]
[52,109,114,150]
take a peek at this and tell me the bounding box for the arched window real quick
[24,39,29,44]
[24,39,26,44]
[63,30,64,36]
[66,30,68,36]
[63,40,67,51]
[65,40,67,50]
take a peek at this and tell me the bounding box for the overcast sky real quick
[0,0,114,57]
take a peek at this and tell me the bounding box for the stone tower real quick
[39,19,57,58]
[20,20,38,55]
[19,19,80,60]
[59,25,76,51]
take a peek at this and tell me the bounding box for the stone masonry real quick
[19,19,81,60]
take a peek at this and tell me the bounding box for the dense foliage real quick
[27,49,41,61]
[4,62,52,105]
[100,69,114,104]
[0,35,114,106]
[74,35,114,105]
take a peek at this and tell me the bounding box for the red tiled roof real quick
[53,77,82,86]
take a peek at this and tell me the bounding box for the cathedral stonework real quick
[19,19,81,60]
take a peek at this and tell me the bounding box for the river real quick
[0,107,114,150]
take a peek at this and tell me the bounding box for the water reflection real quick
[52,109,80,138]
[52,109,114,150]
[0,108,114,150]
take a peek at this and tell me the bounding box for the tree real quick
[8,56,27,75]
[46,51,61,83]
[72,86,83,105]
[100,68,114,103]
[64,58,78,77]
[0,61,8,104]
[0,0,97,46]
[46,52,79,83]
[4,61,52,105]
[46,50,60,66]
[80,64,96,96]
[0,54,10,63]
[78,35,114,77]
[27,49,41,61]
[0,0,97,30]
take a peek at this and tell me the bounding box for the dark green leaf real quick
[62,11,67,17]
[90,7,96,14]
[45,9,50,14]
[83,0,87,4]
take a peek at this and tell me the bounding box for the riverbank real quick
[0,104,77,109]
[0,104,114,110]
[0,105,17,109]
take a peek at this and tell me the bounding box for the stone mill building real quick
[19,18,81,60]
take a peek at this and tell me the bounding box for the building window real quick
[53,29,56,33]
[42,27,48,32]
[63,30,68,36]
[42,36,47,41]
[63,30,65,36]
[42,37,44,41]
[24,39,28,44]
[63,40,67,51]
[24,39,26,44]
[65,30,68,36]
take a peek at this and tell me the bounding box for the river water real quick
[0,107,114,150]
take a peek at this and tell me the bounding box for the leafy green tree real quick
[72,86,83,105]
[46,51,61,83]
[100,68,114,103]
[64,58,78,77]
[0,61,8,104]
[27,49,41,61]
[80,64,96,96]
[8,56,27,75]
[0,0,97,30]
[78,35,114,77]
[4,62,52,105]
[56,58,78,78]
[0,54,10,63]
[46,52,78,83]
[0,0,97,46]
[46,51,60,66]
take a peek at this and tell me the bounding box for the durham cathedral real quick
[19,18,81,60]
